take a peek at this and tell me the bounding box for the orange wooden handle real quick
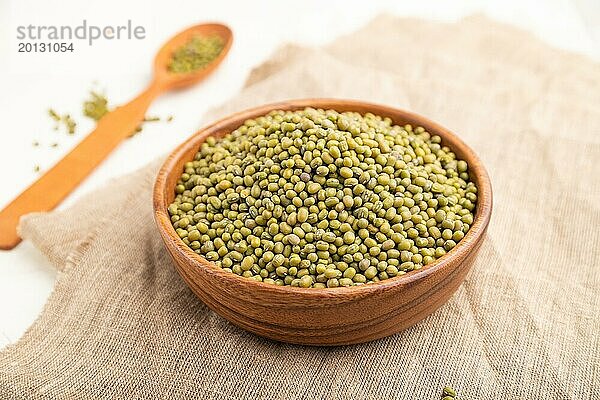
[0,82,164,250]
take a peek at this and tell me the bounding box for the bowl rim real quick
[153,98,492,299]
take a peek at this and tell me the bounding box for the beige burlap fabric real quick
[1,15,599,399]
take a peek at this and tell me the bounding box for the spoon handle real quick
[0,82,163,250]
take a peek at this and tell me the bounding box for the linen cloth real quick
[1,15,599,399]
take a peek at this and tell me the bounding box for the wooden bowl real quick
[153,99,492,346]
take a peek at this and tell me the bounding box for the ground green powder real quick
[168,35,225,73]
[81,91,171,135]
[83,91,110,122]
[48,108,76,134]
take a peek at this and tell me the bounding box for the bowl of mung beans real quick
[153,99,492,345]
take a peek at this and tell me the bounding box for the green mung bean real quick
[440,386,460,400]
[168,108,477,288]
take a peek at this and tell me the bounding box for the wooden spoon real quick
[0,23,233,250]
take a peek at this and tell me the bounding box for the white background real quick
[0,0,598,349]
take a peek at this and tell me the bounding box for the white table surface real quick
[0,0,598,349]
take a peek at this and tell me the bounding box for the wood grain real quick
[153,99,493,345]
[0,23,233,250]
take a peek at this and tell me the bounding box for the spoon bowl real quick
[154,23,233,89]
